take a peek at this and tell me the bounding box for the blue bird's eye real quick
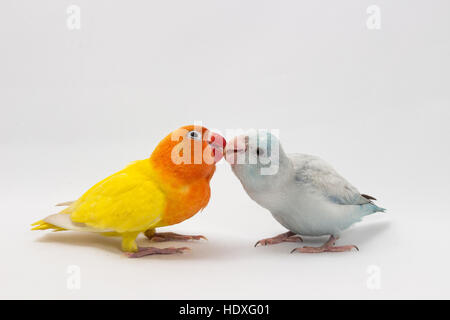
[256,147,264,156]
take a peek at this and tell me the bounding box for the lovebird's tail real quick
[31,202,74,232]
[32,212,112,233]
[31,219,66,232]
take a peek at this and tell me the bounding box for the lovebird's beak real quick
[206,132,226,163]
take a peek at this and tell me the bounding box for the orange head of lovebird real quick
[150,125,226,182]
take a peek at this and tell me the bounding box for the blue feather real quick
[361,203,386,216]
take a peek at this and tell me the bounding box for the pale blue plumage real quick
[226,131,385,241]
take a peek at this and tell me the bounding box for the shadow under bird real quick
[32,125,226,258]
[224,131,385,253]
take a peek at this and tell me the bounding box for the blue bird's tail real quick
[362,203,386,216]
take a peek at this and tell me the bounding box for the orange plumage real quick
[149,125,221,226]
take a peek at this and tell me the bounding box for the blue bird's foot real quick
[255,231,303,247]
[291,235,359,254]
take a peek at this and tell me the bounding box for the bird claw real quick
[254,240,267,247]
[254,233,303,247]
[126,246,191,258]
[147,232,207,242]
[290,244,359,254]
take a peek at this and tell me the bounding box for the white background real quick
[1,1,450,299]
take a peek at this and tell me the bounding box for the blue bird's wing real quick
[290,153,371,206]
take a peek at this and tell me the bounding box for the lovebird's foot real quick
[255,231,303,247]
[126,246,190,258]
[290,235,359,254]
[144,230,207,242]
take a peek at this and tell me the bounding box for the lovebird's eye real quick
[256,147,264,156]
[187,130,202,141]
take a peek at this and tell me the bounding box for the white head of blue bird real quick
[225,130,290,191]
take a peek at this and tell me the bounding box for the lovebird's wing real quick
[71,171,166,233]
[290,153,371,205]
[47,164,167,233]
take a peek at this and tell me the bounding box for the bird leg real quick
[291,235,359,253]
[126,246,190,258]
[144,229,207,242]
[255,231,303,247]
[121,232,190,258]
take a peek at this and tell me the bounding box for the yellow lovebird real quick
[32,125,226,258]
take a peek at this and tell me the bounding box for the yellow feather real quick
[31,220,66,231]
[32,160,167,252]
[72,160,165,230]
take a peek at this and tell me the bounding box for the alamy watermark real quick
[366,265,381,290]
[169,122,281,175]
[66,5,81,30]
[66,265,81,290]
[366,5,381,30]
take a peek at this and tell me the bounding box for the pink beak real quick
[206,132,227,163]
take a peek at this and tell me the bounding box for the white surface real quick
[1,1,450,299]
